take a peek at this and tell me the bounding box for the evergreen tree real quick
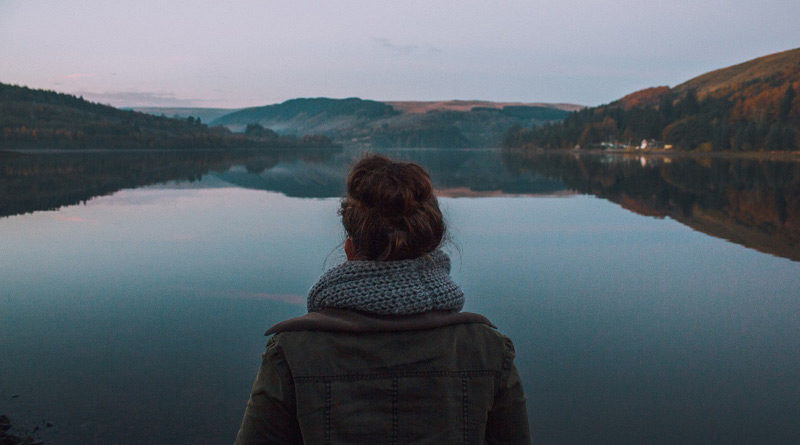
[764,123,782,150]
[779,85,795,123]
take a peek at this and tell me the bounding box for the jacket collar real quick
[266,308,495,336]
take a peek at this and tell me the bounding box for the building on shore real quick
[639,139,673,150]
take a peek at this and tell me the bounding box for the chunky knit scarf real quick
[307,250,464,315]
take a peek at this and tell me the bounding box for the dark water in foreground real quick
[1,149,799,443]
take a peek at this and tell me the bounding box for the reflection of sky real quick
[1,188,342,308]
[2,186,800,443]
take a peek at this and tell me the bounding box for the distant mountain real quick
[223,97,395,120]
[211,98,573,148]
[505,48,800,151]
[128,107,241,124]
[0,83,337,150]
[385,100,582,114]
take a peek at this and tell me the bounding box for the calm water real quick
[1,149,799,444]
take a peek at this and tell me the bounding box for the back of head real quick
[340,154,445,261]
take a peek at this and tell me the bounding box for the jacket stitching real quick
[324,380,332,445]
[391,377,398,445]
[294,369,498,382]
[461,373,469,444]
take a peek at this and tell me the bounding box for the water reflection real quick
[3,149,800,262]
[213,149,569,198]
[0,149,568,218]
[2,148,800,443]
[0,149,338,218]
[503,151,800,261]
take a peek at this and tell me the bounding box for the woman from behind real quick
[236,154,531,444]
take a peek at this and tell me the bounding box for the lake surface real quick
[1,148,799,444]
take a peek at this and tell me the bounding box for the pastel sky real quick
[1,0,798,108]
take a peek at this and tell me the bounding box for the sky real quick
[1,0,798,108]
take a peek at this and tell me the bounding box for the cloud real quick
[373,37,441,56]
[75,90,207,107]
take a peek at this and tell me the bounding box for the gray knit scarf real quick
[307,250,464,315]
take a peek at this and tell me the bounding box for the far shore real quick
[505,147,800,161]
[3,146,800,162]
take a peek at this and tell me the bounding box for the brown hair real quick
[339,154,445,261]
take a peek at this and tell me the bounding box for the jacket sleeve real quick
[235,335,303,445]
[486,337,532,445]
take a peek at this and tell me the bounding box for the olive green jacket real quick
[235,309,531,444]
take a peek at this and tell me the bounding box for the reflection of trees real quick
[11,147,797,263]
[1,149,574,218]
[216,150,570,199]
[0,149,336,218]
[386,150,568,195]
[503,151,800,261]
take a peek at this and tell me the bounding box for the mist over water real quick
[1,149,799,443]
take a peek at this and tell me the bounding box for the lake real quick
[1,148,799,444]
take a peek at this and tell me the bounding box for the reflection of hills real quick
[6,148,797,261]
[212,162,345,198]
[1,149,569,218]
[504,152,800,261]
[212,150,569,198]
[400,150,568,196]
[0,149,337,218]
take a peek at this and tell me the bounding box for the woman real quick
[235,154,531,444]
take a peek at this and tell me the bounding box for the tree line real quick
[0,83,336,150]
[504,84,799,152]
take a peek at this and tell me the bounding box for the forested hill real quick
[210,97,571,148]
[504,47,800,152]
[213,97,399,126]
[0,83,335,150]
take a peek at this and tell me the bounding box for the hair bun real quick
[340,154,445,261]
[351,162,431,216]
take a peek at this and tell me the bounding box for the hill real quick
[504,48,800,152]
[211,98,572,148]
[128,107,241,123]
[673,48,800,98]
[385,100,582,114]
[0,83,336,150]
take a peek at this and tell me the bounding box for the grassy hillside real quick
[674,48,800,98]
[212,97,571,148]
[0,83,336,150]
[505,48,800,152]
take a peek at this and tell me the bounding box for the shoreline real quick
[504,147,800,161]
